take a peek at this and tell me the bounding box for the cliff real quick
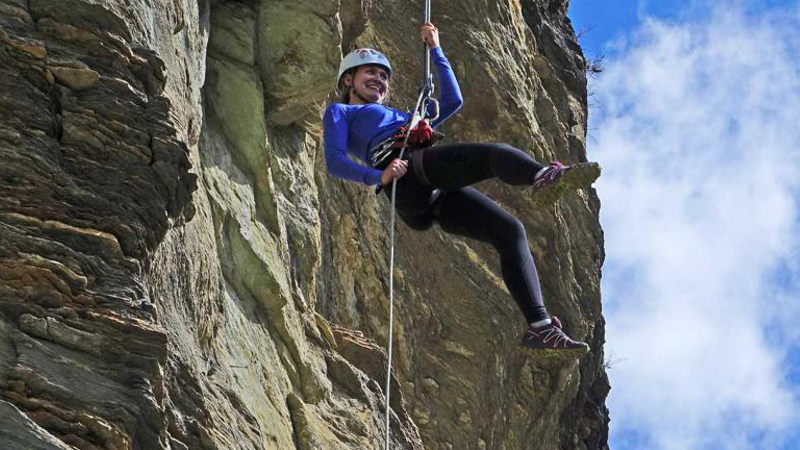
[0,0,609,449]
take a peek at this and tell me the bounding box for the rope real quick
[383,88,427,450]
[384,2,432,448]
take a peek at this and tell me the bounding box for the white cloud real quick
[591,3,800,449]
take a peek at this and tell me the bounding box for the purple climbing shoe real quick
[521,317,590,352]
[531,161,601,205]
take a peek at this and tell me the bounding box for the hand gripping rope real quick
[384,1,435,448]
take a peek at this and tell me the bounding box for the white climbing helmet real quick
[337,48,392,83]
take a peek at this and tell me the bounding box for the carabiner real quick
[423,97,440,122]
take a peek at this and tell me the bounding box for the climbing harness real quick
[383,1,437,448]
[369,118,443,171]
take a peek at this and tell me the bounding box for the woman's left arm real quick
[421,23,464,128]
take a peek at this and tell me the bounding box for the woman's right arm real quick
[323,104,385,186]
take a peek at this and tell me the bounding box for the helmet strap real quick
[351,86,375,105]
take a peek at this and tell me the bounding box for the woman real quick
[323,23,599,351]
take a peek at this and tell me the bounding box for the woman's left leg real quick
[432,186,590,350]
[432,186,548,323]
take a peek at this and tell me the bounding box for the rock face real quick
[0,0,609,449]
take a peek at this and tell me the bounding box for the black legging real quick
[382,142,549,323]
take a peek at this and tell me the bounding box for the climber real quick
[323,22,599,351]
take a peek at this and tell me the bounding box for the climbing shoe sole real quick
[532,162,601,206]
[520,339,591,354]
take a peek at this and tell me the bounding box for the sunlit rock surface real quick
[0,0,608,448]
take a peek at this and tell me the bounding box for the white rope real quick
[383,93,426,450]
[383,174,399,450]
[385,3,432,447]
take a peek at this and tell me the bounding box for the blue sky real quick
[570,0,791,58]
[569,1,800,449]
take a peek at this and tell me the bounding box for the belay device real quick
[383,1,437,448]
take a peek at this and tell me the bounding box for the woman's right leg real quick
[416,143,601,207]
[419,143,544,190]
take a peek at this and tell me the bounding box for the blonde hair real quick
[335,68,355,103]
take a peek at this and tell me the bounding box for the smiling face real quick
[343,64,390,105]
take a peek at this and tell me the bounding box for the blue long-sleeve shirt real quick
[323,46,463,185]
